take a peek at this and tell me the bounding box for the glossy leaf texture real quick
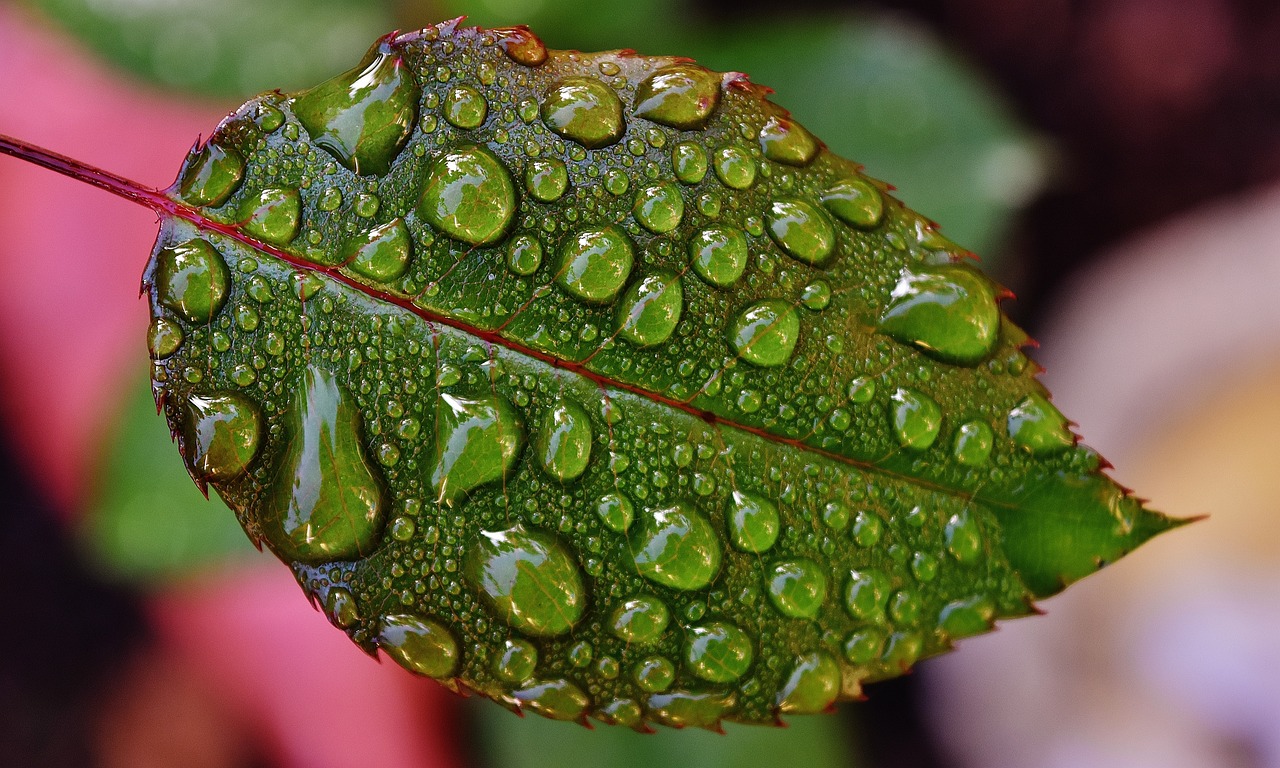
[142,21,1181,730]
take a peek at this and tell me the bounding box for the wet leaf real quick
[2,21,1184,731]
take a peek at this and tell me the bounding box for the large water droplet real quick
[1008,393,1074,455]
[821,178,883,229]
[541,77,624,149]
[633,183,684,234]
[767,559,827,619]
[777,652,841,713]
[633,64,721,130]
[556,226,634,303]
[630,502,722,590]
[147,317,183,359]
[684,621,753,683]
[610,595,669,644]
[342,218,411,283]
[726,490,780,553]
[766,199,837,266]
[646,691,734,730]
[758,115,818,166]
[713,146,756,190]
[464,524,586,637]
[155,238,230,324]
[263,366,386,563]
[879,266,999,365]
[535,398,593,482]
[183,392,261,481]
[889,388,942,450]
[514,679,590,721]
[239,187,301,245]
[953,420,994,466]
[729,299,801,368]
[494,637,538,682]
[689,226,748,288]
[293,40,419,175]
[378,614,459,678]
[419,147,516,246]
[430,392,525,504]
[443,84,488,129]
[324,587,357,628]
[525,157,569,202]
[177,142,244,207]
[844,569,889,621]
[616,270,683,347]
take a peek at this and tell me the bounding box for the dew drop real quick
[713,146,756,190]
[630,501,722,590]
[525,157,569,202]
[541,77,625,149]
[672,141,708,184]
[378,614,459,678]
[646,690,735,729]
[495,27,548,67]
[535,398,593,482]
[155,238,230,324]
[684,622,753,683]
[324,587,358,628]
[689,226,748,288]
[443,84,488,129]
[177,142,244,207]
[430,392,525,504]
[847,376,876,404]
[726,490,780,553]
[821,178,884,229]
[843,628,885,665]
[776,651,841,714]
[844,569,889,621]
[147,317,183,359]
[556,226,634,303]
[632,183,684,234]
[944,510,983,564]
[880,266,1000,365]
[596,492,635,533]
[728,299,800,368]
[342,218,411,283]
[938,595,995,639]
[953,420,994,466]
[758,115,819,166]
[464,524,586,637]
[616,270,683,347]
[800,280,832,310]
[766,199,836,266]
[610,595,669,644]
[494,637,538,682]
[419,147,516,246]
[767,559,827,619]
[634,656,675,693]
[889,388,942,450]
[1008,393,1074,455]
[597,699,642,728]
[507,235,543,276]
[851,511,883,548]
[633,64,721,130]
[183,392,262,482]
[514,679,590,721]
[239,187,301,245]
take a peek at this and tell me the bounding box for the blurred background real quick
[1,0,1278,766]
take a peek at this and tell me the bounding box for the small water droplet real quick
[729,299,801,368]
[239,187,301,245]
[535,398,593,482]
[944,511,983,564]
[324,587,358,628]
[443,84,488,129]
[684,621,753,682]
[354,193,380,219]
[1008,393,1073,455]
[776,651,841,713]
[610,595,669,644]
[419,147,516,245]
[953,420,994,466]
[726,490,780,553]
[431,392,525,504]
[843,628,885,665]
[541,77,625,148]
[147,317,183,359]
[672,141,708,184]
[343,218,411,282]
[713,146,756,190]
[255,103,284,133]
[378,614,459,678]
[616,270,683,347]
[766,199,836,266]
[633,656,675,693]
[155,238,230,324]
[464,524,586,637]
[514,678,591,721]
[597,699,642,727]
[556,226,634,303]
[758,115,819,166]
[631,501,722,590]
[632,183,684,233]
[938,595,995,639]
[880,266,1000,365]
[822,501,850,530]
[800,280,832,311]
[177,142,244,207]
[507,235,543,276]
[646,690,734,729]
[183,392,262,481]
[495,26,548,67]
[844,569,889,621]
[851,511,883,548]
[767,559,827,619]
[494,637,538,682]
[525,157,569,202]
[633,64,721,130]
[822,178,884,229]
[889,388,942,450]
[389,515,415,541]
[604,168,629,195]
[597,492,635,533]
[847,376,876,404]
[689,226,748,288]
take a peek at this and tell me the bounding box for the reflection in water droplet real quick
[633,183,684,233]
[557,226,634,303]
[1008,393,1074,455]
[597,493,635,533]
[776,651,841,713]
[177,142,244,207]
[766,199,837,266]
[155,238,230,324]
[672,141,708,185]
[633,656,675,692]
[263,366,385,563]
[631,502,722,590]
[342,218,411,283]
[953,420,994,466]
[148,317,183,359]
[726,490,780,553]
[239,187,301,245]
[542,77,625,148]
[729,299,801,368]
[689,226,748,288]
[378,614,458,678]
[496,27,548,67]
[616,270,683,347]
[443,84,488,129]
[535,398,593,482]
[844,569,889,621]
[292,42,419,175]
[880,266,1000,365]
[684,621,753,682]
[822,178,884,229]
[843,628,885,664]
[430,392,525,504]
[889,388,942,450]
[713,146,757,190]
[633,64,721,130]
[610,595,669,644]
[800,280,832,310]
[945,510,983,564]
[419,147,516,246]
[507,235,543,276]
[494,637,538,682]
[767,559,828,619]
[183,392,261,481]
[758,115,818,166]
[525,157,569,202]
[324,587,358,628]
[464,525,586,637]
[514,679,590,721]
[851,510,883,548]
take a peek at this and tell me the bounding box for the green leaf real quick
[123,22,1184,729]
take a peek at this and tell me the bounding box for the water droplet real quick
[230,365,256,387]
[535,398,593,482]
[844,569,889,621]
[177,142,244,207]
[758,115,818,166]
[689,226,748,288]
[239,187,301,245]
[496,27,548,67]
[183,392,261,481]
[604,168,629,195]
[889,589,922,624]
[800,280,832,310]
[1008,393,1073,455]
[317,186,342,212]
[631,501,722,590]
[684,621,753,683]
[507,235,543,276]
[843,628,885,665]
[766,199,836,266]
[616,270,683,347]
[851,511,883,548]
[938,595,995,639]
[953,420,994,466]
[419,147,516,245]
[342,218,411,283]
[767,559,827,619]
[155,238,230,324]
[324,587,358,628]
[880,266,1000,365]
[672,141,708,184]
[354,193,380,219]
[525,157,569,202]
[633,656,675,692]
[262,367,385,563]
[610,595,669,644]
[556,226,634,303]
[776,651,841,714]
[911,552,939,582]
[726,491,780,553]
[494,637,538,682]
[464,525,586,637]
[255,103,284,133]
[430,392,525,504]
[821,178,883,229]
[889,388,942,450]
[713,146,756,190]
[597,699,642,728]
[147,317,183,359]
[646,690,734,729]
[514,679,590,721]
[378,614,458,678]
[633,64,721,130]
[729,299,801,368]
[632,183,684,233]
[847,376,875,404]
[597,492,635,533]
[389,515,415,541]
[292,41,419,175]
[944,511,983,564]
[541,77,624,149]
[444,84,488,129]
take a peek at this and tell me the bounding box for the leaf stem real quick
[0,132,172,213]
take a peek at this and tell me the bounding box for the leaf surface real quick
[132,22,1181,729]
